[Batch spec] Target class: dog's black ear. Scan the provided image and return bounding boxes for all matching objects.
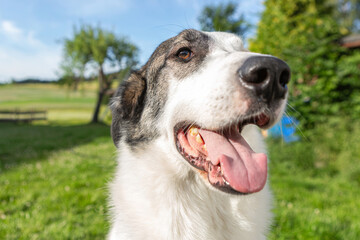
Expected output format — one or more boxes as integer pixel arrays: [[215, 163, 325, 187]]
[[110, 71, 146, 147]]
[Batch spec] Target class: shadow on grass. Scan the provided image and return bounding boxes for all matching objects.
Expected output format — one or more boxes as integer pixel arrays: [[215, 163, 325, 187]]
[[0, 122, 112, 172]]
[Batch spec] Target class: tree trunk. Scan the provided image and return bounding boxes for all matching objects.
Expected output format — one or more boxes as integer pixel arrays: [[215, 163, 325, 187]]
[[91, 66, 107, 123], [73, 76, 80, 91], [91, 90, 105, 123]]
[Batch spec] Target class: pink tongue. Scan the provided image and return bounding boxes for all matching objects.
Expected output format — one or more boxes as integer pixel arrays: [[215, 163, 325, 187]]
[[199, 129, 267, 193]]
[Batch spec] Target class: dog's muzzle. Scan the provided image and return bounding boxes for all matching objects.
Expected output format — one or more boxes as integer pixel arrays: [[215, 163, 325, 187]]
[[238, 56, 291, 103]]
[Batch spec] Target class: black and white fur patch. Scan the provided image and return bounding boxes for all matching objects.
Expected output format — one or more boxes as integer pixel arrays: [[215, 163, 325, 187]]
[[111, 30, 210, 148]]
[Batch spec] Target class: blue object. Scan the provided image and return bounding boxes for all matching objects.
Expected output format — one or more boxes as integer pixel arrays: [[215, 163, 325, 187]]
[[268, 116, 300, 143]]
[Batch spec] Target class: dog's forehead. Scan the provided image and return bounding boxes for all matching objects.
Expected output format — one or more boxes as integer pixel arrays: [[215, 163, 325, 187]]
[[174, 29, 206, 42], [144, 30, 207, 71], [173, 30, 244, 52], [155, 30, 208, 53], [204, 31, 245, 52]]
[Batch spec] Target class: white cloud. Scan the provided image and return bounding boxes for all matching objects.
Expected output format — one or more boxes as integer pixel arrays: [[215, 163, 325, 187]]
[[0, 20, 44, 48], [0, 20, 61, 82], [0, 45, 61, 82], [1, 20, 22, 40]]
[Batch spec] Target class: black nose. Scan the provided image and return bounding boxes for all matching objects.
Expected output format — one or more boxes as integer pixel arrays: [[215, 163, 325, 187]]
[[238, 56, 290, 103]]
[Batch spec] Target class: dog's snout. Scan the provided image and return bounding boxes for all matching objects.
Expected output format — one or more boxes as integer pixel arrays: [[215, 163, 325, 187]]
[[238, 56, 290, 103]]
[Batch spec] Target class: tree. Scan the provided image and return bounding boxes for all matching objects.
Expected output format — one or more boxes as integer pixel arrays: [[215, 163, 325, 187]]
[[250, 0, 360, 133], [198, 2, 250, 37], [60, 25, 92, 90], [61, 24, 139, 123]]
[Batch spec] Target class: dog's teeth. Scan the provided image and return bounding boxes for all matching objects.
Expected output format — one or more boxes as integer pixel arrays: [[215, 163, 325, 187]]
[[195, 134, 204, 144], [222, 177, 229, 185], [189, 126, 199, 136]]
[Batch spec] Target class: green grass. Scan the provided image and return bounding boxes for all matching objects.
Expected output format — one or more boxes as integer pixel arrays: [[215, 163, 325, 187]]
[[0, 83, 359, 239], [267, 121, 360, 239], [0, 122, 115, 239], [0, 83, 115, 239], [0, 83, 99, 123]]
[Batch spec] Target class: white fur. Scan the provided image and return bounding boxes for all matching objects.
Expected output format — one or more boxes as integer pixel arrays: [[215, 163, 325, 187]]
[[108, 31, 287, 240]]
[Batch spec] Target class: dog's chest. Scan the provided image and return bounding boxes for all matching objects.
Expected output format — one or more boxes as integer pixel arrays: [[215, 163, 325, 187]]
[[111, 152, 268, 240]]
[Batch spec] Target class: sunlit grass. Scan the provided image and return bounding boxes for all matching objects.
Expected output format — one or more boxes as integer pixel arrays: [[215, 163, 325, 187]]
[[267, 121, 360, 240], [0, 83, 115, 239], [0, 122, 115, 239], [0, 83, 112, 124]]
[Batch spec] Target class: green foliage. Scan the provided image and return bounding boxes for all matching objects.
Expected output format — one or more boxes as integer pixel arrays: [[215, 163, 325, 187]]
[[111, 38, 139, 68], [250, 0, 360, 134], [88, 26, 112, 66], [336, 50, 360, 119], [60, 25, 93, 90], [198, 2, 250, 37]]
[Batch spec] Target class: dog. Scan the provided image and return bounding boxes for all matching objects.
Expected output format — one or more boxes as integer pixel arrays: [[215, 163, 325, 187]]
[[108, 29, 290, 240]]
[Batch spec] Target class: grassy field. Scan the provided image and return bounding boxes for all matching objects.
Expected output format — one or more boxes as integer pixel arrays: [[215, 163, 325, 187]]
[[268, 123, 360, 239], [0, 83, 359, 239], [0, 83, 104, 123]]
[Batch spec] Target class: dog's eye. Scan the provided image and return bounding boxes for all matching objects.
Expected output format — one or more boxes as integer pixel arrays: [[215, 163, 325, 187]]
[[177, 48, 193, 61]]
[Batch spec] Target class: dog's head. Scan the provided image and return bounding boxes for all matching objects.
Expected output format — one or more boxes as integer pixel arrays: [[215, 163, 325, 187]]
[[111, 29, 290, 195]]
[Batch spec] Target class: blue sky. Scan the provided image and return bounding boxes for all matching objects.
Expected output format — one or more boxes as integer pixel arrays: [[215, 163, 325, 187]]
[[0, 0, 264, 82]]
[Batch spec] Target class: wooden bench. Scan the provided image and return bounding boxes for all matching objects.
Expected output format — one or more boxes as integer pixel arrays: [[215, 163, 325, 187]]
[[0, 110, 47, 123]]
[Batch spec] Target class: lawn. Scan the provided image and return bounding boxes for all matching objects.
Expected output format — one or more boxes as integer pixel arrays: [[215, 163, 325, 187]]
[[0, 122, 115, 239], [0, 83, 359, 239], [267, 124, 360, 239], [0, 83, 101, 123]]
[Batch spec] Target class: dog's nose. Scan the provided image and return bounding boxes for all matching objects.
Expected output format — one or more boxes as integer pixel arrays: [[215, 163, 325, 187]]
[[238, 56, 290, 103]]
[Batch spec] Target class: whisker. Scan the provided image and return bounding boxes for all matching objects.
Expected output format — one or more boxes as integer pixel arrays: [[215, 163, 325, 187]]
[[286, 103, 303, 118], [284, 111, 309, 142], [184, 122, 196, 135], [280, 115, 284, 144]]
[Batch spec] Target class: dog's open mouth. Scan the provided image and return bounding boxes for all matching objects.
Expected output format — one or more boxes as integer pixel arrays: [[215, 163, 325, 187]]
[[175, 113, 270, 194]]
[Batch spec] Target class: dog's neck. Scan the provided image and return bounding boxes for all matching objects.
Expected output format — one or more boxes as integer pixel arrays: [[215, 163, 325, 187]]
[[109, 135, 271, 240]]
